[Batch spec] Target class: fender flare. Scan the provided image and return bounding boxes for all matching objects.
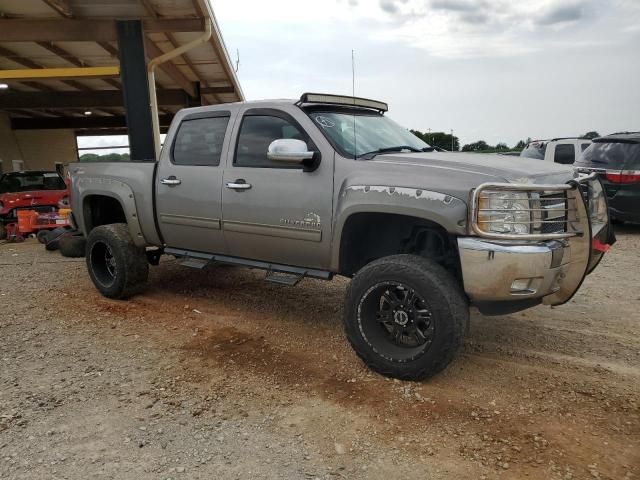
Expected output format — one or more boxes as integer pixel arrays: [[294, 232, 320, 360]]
[[76, 176, 146, 247], [330, 185, 467, 272]]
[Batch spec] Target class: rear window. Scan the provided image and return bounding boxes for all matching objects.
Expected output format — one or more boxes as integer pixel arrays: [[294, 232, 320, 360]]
[[0, 172, 66, 193], [576, 142, 640, 170], [520, 142, 546, 160], [554, 144, 575, 165]]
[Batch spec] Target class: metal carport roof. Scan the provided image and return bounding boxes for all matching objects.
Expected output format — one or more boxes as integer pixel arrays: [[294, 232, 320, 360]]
[[0, 0, 243, 134]]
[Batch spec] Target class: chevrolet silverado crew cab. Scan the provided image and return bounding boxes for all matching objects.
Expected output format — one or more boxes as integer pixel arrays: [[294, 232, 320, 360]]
[[69, 93, 614, 380]]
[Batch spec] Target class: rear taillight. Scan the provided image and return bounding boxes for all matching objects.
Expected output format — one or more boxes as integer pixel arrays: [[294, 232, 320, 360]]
[[605, 170, 640, 184]]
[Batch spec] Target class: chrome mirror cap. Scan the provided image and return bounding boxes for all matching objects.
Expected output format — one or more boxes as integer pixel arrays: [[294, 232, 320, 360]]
[[267, 139, 314, 163]]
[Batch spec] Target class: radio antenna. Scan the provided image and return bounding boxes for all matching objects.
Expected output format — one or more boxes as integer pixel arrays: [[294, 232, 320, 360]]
[[351, 49, 355, 98], [351, 49, 357, 159]]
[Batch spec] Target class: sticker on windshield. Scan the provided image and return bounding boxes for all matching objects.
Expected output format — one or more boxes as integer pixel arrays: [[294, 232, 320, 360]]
[[315, 116, 335, 128]]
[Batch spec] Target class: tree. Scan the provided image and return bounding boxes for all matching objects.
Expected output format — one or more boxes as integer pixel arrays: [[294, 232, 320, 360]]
[[79, 153, 100, 162], [582, 131, 600, 139], [411, 130, 460, 151], [495, 142, 508, 151], [79, 152, 130, 162], [461, 140, 490, 152], [514, 140, 526, 150]]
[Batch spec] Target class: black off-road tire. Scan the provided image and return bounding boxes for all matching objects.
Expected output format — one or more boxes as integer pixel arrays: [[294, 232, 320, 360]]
[[45, 227, 71, 251], [36, 229, 50, 244], [59, 235, 86, 258], [85, 223, 148, 299], [344, 254, 468, 381]]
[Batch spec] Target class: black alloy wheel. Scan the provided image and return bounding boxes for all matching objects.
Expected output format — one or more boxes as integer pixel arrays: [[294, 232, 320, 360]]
[[359, 282, 435, 362]]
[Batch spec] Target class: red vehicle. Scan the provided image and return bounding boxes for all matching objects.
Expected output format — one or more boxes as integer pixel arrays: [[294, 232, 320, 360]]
[[0, 171, 69, 239]]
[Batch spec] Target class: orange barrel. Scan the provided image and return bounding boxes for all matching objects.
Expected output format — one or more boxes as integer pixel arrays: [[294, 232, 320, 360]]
[[17, 210, 37, 233]]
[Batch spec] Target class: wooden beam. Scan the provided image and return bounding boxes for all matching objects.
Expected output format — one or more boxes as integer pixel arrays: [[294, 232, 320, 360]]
[[41, 0, 73, 18], [75, 126, 170, 136], [11, 114, 174, 130], [201, 86, 234, 94], [140, 0, 208, 105], [0, 18, 205, 42], [36, 41, 84, 67], [0, 45, 42, 70], [144, 39, 197, 98], [3, 108, 64, 118], [98, 42, 119, 59], [0, 89, 190, 109], [0, 66, 120, 81], [37, 41, 121, 90], [0, 45, 88, 115]]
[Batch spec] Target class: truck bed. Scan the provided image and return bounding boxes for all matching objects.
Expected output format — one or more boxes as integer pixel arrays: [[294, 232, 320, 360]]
[[69, 161, 161, 246]]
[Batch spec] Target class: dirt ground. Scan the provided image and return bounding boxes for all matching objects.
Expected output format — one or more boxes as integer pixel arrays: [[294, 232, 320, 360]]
[[1, 225, 638, 480]]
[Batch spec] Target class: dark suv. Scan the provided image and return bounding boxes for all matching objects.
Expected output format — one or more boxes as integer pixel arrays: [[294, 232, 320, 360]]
[[575, 132, 640, 224]]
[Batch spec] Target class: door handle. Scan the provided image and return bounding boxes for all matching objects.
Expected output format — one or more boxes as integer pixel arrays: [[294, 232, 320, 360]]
[[226, 180, 252, 190], [160, 176, 181, 186]]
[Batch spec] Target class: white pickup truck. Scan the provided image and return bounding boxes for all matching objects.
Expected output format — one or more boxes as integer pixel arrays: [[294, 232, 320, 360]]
[[520, 138, 592, 165]]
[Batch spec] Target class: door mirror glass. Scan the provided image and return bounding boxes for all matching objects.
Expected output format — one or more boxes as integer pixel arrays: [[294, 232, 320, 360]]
[[267, 139, 314, 164]]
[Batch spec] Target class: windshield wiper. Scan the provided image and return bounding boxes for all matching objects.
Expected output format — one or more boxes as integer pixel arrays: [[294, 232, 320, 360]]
[[357, 145, 425, 160]]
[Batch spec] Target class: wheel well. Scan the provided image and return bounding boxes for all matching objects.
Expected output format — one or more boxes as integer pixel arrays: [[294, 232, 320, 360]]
[[339, 213, 461, 278], [83, 195, 127, 232]]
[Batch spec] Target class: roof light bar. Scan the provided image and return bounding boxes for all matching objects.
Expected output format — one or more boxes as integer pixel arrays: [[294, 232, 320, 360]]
[[299, 92, 388, 112]]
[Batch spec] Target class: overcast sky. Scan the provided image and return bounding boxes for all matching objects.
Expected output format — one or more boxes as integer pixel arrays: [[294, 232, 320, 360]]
[[212, 0, 640, 148]]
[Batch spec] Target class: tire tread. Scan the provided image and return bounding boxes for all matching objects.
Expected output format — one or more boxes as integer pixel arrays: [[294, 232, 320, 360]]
[[344, 254, 468, 380], [85, 223, 148, 299]]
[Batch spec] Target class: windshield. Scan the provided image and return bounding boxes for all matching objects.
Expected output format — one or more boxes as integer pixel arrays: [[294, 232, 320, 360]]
[[520, 142, 547, 160], [307, 111, 429, 158], [0, 172, 66, 194]]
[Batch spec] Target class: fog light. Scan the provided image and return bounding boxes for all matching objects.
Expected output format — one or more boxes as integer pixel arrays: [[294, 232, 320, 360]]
[[510, 278, 542, 295]]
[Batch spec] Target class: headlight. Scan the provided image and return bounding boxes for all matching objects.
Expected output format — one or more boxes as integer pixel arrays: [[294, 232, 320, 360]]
[[587, 180, 608, 226], [477, 191, 531, 235], [58, 196, 69, 208]]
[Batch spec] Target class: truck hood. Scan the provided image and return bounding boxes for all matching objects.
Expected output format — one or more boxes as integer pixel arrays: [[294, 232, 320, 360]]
[[371, 152, 575, 184], [344, 152, 576, 205]]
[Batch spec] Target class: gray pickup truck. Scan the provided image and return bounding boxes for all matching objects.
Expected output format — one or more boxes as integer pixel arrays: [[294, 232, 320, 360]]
[[69, 93, 614, 380]]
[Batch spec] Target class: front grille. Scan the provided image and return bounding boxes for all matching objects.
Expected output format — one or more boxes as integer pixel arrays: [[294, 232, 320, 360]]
[[8, 205, 57, 219], [536, 192, 568, 235], [16, 205, 57, 214]]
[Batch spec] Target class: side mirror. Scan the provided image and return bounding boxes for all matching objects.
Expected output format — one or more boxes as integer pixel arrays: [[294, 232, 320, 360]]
[[267, 139, 314, 164]]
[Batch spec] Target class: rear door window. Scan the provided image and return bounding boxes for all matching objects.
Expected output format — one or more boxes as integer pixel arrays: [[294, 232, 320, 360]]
[[172, 115, 230, 166], [554, 144, 575, 164], [578, 142, 640, 170]]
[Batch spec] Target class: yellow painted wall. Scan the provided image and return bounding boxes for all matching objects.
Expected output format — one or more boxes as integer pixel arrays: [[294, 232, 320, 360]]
[[0, 113, 77, 174]]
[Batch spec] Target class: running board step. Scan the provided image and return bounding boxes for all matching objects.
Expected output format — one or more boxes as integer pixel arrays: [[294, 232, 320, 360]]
[[176, 257, 209, 269], [164, 247, 333, 281], [265, 270, 304, 286]]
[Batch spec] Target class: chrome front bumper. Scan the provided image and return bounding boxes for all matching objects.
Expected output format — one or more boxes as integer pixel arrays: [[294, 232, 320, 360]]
[[459, 174, 612, 307], [457, 237, 572, 302]]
